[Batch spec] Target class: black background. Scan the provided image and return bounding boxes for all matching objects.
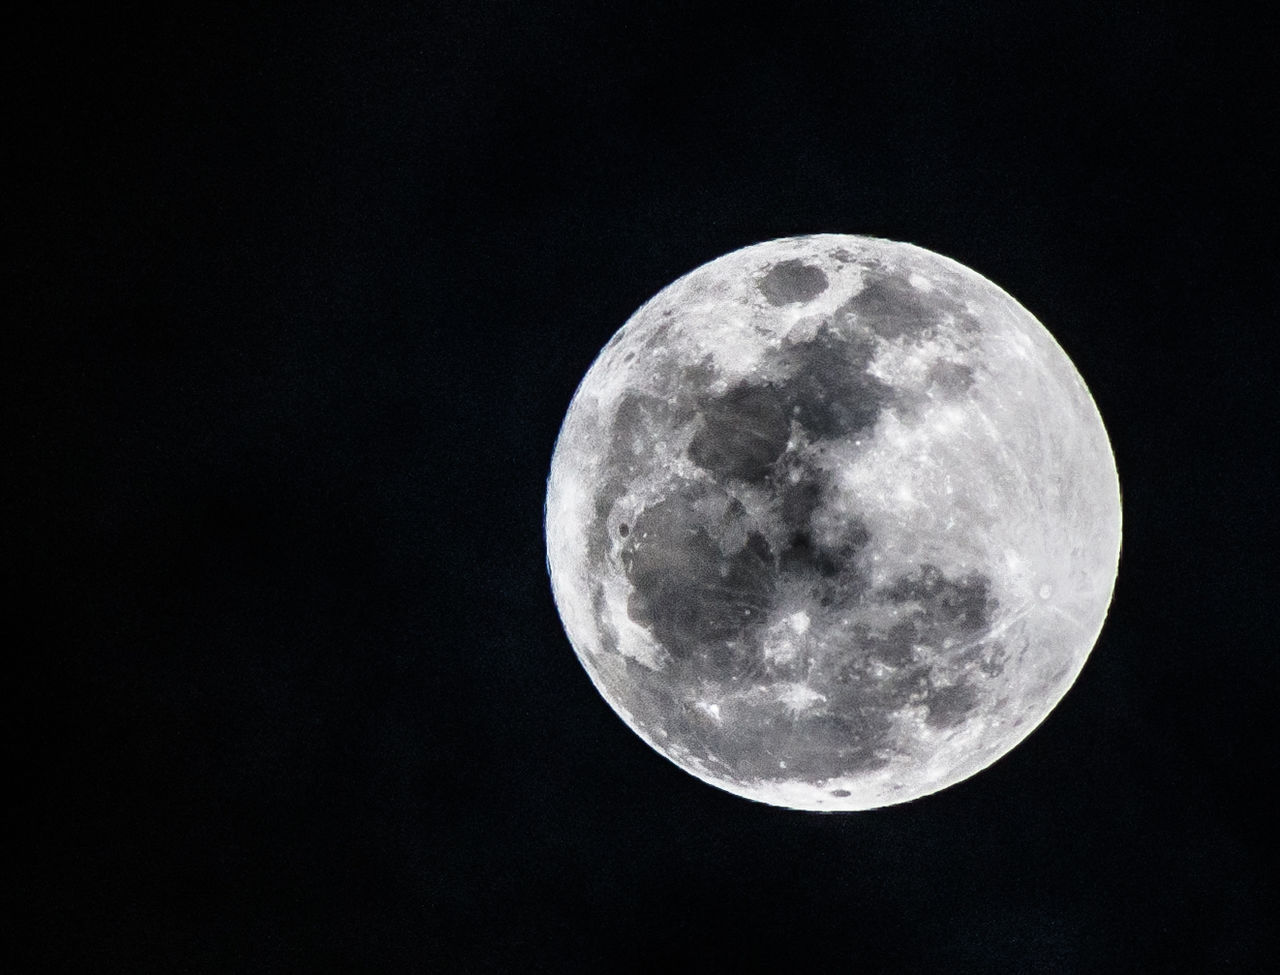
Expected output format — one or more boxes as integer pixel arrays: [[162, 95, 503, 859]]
[[13, 2, 1275, 970]]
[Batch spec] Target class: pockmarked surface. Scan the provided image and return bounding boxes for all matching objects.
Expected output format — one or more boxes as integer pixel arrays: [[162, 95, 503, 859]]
[[546, 235, 1121, 810]]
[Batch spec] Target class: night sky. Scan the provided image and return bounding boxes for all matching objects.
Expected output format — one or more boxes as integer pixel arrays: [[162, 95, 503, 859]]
[[14, 2, 1275, 970]]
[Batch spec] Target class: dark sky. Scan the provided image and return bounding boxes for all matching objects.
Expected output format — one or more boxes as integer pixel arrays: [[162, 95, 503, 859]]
[[14, 2, 1275, 970]]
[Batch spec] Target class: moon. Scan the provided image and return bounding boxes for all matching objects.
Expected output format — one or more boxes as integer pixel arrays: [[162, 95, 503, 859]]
[[545, 234, 1121, 811]]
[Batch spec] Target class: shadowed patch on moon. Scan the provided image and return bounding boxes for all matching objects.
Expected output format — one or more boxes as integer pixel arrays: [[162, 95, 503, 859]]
[[687, 383, 791, 483], [774, 468, 872, 605], [846, 271, 952, 340], [758, 259, 828, 305], [778, 326, 890, 440], [927, 682, 980, 728], [622, 489, 774, 679], [868, 620, 918, 667], [778, 531, 838, 578], [781, 526, 872, 608], [779, 475, 824, 531], [884, 563, 995, 636]]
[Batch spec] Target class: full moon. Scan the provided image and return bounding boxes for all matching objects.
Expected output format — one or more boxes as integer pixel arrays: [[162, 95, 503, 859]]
[[545, 234, 1121, 811]]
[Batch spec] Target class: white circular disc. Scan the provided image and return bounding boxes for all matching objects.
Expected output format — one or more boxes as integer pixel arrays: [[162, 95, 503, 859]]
[[546, 234, 1122, 811]]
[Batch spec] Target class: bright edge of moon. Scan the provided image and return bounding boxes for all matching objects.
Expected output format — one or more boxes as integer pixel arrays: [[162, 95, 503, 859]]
[[545, 234, 1122, 812]]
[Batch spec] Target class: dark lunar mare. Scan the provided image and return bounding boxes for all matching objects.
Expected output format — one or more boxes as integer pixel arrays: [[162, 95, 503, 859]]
[[686, 383, 791, 484], [684, 322, 892, 488], [777, 325, 891, 440], [621, 488, 775, 681], [873, 563, 998, 729], [776, 471, 873, 608], [757, 259, 829, 306], [882, 563, 994, 636], [842, 269, 967, 341]]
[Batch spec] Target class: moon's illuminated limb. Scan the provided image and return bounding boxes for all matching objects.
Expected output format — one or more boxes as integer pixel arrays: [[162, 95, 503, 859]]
[[546, 235, 1121, 811]]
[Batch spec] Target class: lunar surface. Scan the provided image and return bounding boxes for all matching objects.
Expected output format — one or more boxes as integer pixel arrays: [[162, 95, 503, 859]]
[[545, 234, 1121, 811]]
